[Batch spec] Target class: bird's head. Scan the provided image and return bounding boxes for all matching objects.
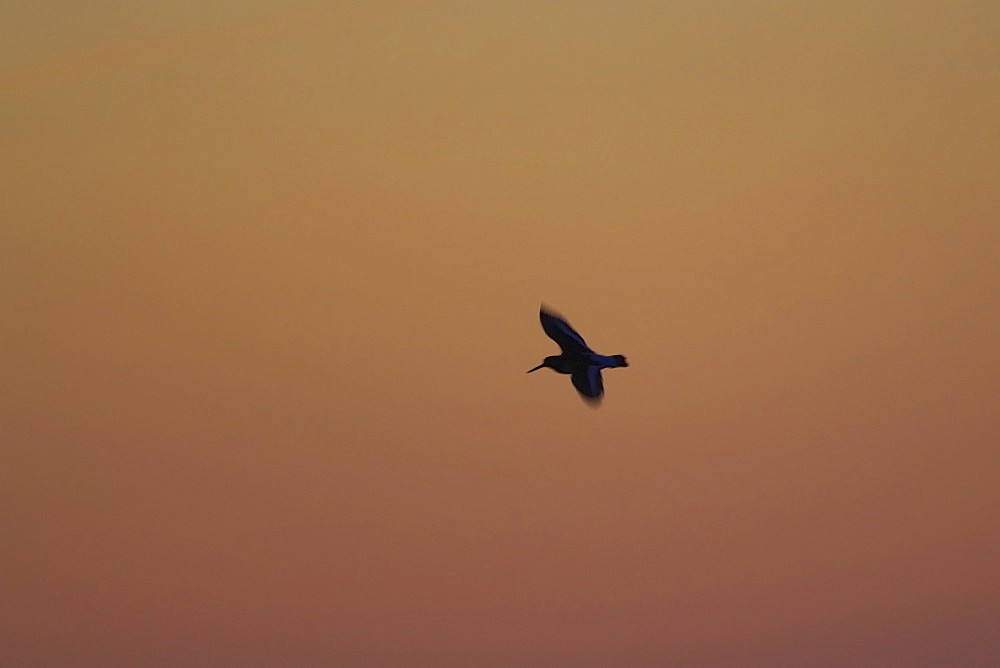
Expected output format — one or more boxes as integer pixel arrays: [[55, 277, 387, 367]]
[[614, 355, 629, 367], [527, 356, 558, 373]]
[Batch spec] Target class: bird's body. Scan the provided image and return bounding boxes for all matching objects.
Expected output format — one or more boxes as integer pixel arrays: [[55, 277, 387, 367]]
[[528, 306, 629, 404]]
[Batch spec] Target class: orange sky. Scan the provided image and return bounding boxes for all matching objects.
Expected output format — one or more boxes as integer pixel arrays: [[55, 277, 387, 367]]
[[3, 2, 999, 665]]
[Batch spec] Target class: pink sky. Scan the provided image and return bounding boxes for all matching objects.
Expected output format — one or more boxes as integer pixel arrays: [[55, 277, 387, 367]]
[[3, 2, 999, 665]]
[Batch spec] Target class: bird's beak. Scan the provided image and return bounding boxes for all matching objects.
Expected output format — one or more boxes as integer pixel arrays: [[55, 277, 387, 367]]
[[526, 363, 545, 373]]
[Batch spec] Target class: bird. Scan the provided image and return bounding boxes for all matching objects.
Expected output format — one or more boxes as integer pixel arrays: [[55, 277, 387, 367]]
[[528, 305, 629, 404]]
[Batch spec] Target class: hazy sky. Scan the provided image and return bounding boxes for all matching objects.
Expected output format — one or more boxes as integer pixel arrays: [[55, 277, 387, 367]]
[[3, 2, 999, 665]]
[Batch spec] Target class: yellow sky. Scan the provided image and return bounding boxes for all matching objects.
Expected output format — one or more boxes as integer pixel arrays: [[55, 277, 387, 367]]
[[3, 2, 999, 665]]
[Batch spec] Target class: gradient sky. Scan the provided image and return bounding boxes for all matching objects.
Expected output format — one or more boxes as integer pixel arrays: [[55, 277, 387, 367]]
[[3, 2, 999, 665]]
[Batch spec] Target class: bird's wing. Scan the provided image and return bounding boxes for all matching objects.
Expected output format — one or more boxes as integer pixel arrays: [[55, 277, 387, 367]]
[[540, 307, 592, 354], [571, 366, 604, 403]]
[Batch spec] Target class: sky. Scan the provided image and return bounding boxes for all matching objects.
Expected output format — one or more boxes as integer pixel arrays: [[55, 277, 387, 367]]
[[2, 1, 999, 665]]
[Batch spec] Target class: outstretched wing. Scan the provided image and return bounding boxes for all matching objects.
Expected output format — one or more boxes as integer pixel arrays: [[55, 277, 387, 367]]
[[571, 366, 604, 403], [540, 306, 592, 354]]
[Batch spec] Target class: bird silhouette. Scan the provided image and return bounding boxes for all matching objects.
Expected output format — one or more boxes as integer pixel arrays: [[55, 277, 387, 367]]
[[528, 305, 629, 404]]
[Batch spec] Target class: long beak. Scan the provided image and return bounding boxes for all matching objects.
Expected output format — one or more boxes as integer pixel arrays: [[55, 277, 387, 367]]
[[526, 363, 545, 373]]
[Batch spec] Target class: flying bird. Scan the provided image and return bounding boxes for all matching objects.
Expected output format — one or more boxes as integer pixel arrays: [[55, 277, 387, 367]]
[[528, 305, 629, 404]]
